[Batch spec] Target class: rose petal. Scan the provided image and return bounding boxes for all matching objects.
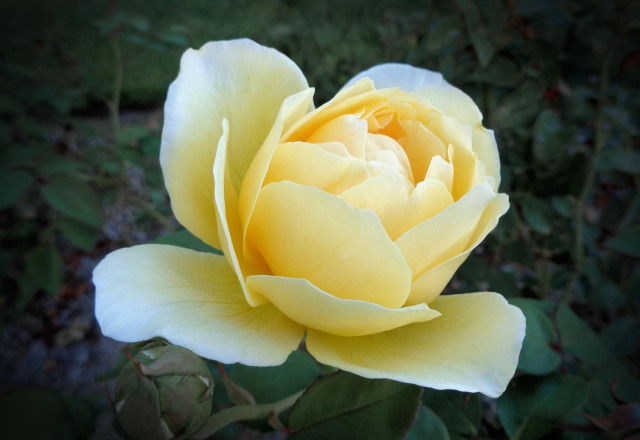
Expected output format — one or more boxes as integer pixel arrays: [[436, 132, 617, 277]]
[[93, 244, 304, 365], [425, 155, 453, 193], [246, 181, 412, 308], [395, 184, 496, 280], [413, 85, 483, 126], [306, 114, 368, 159], [473, 126, 501, 191], [406, 193, 510, 305], [263, 141, 373, 194], [213, 119, 263, 307], [306, 292, 525, 397], [237, 89, 315, 267], [343, 63, 448, 91], [400, 119, 447, 183], [246, 275, 440, 336], [340, 170, 453, 240], [161, 39, 309, 248]]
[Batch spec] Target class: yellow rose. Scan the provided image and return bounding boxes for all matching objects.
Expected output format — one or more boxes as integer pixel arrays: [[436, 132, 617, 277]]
[[94, 39, 525, 397]]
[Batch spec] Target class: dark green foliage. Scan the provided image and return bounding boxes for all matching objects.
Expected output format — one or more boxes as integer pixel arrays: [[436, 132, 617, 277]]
[[0, 0, 638, 439], [288, 372, 422, 440]]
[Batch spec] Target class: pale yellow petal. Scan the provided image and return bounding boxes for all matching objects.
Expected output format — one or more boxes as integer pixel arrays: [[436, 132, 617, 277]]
[[425, 155, 453, 193], [161, 39, 309, 248], [213, 119, 269, 307], [342, 63, 448, 91], [306, 292, 525, 397], [400, 119, 447, 183], [413, 85, 483, 126], [306, 114, 368, 159], [246, 181, 412, 308], [263, 141, 372, 194], [339, 171, 453, 240], [284, 82, 394, 143], [473, 127, 501, 191], [395, 184, 496, 280], [93, 244, 304, 365], [449, 141, 479, 201], [237, 90, 315, 265], [406, 193, 510, 305], [246, 275, 440, 337]]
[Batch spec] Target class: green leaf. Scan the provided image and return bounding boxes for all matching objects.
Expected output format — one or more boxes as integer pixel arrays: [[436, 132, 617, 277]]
[[595, 149, 640, 174], [25, 244, 63, 297], [40, 174, 102, 227], [288, 372, 422, 440], [150, 229, 221, 254], [406, 406, 450, 440], [498, 375, 589, 440], [141, 134, 161, 157], [59, 216, 100, 250], [0, 389, 77, 440], [557, 304, 611, 365], [0, 169, 33, 209], [422, 390, 482, 438], [495, 82, 543, 130], [509, 299, 561, 375], [475, 56, 520, 87], [521, 197, 553, 234], [228, 350, 320, 404], [38, 157, 84, 175], [533, 110, 567, 161], [603, 224, 640, 257], [117, 124, 151, 144], [470, 32, 496, 67], [550, 196, 574, 217], [118, 145, 145, 167], [600, 316, 640, 358], [427, 17, 464, 51]]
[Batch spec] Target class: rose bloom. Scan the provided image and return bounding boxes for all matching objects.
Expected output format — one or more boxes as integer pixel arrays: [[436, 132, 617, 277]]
[[94, 39, 525, 397]]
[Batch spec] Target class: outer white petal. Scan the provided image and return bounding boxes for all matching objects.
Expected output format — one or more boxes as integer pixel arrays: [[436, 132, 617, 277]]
[[160, 39, 310, 248], [93, 244, 304, 365], [343, 63, 448, 91]]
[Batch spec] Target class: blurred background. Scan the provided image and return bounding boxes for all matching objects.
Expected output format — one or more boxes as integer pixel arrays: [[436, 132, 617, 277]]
[[0, 0, 638, 439]]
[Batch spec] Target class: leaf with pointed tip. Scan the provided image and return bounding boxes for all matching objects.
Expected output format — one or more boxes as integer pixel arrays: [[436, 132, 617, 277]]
[[289, 372, 422, 440]]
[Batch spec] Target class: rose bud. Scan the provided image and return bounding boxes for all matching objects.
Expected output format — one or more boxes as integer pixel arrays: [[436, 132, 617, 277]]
[[114, 340, 214, 440]]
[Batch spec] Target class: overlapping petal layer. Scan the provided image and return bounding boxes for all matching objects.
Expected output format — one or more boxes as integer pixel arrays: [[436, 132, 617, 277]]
[[246, 275, 439, 336], [246, 181, 412, 308], [161, 39, 310, 248], [93, 244, 304, 365], [306, 292, 525, 397]]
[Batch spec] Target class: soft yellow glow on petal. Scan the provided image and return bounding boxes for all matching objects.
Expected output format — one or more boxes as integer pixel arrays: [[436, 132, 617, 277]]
[[339, 171, 453, 240], [93, 244, 304, 365], [247, 181, 412, 308], [238, 90, 315, 266], [406, 193, 510, 305], [306, 114, 368, 159], [213, 119, 269, 307], [425, 155, 453, 193], [396, 184, 495, 280], [264, 141, 373, 194], [413, 85, 483, 126], [246, 275, 440, 336], [306, 292, 525, 397], [161, 39, 309, 248], [473, 127, 501, 191], [400, 119, 447, 183]]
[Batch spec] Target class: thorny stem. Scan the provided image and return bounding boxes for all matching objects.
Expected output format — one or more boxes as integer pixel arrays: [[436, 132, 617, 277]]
[[563, 33, 617, 302], [192, 390, 304, 439]]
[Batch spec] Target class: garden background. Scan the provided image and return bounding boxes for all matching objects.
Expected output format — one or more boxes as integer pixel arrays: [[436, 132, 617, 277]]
[[0, 0, 638, 439]]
